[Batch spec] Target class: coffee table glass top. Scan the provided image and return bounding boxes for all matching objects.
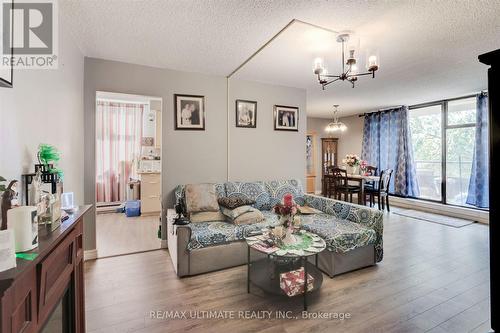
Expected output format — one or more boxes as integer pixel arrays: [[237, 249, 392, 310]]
[[245, 230, 326, 257]]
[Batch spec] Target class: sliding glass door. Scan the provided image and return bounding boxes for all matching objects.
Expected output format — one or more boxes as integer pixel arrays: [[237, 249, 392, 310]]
[[408, 104, 442, 201], [408, 97, 477, 207]]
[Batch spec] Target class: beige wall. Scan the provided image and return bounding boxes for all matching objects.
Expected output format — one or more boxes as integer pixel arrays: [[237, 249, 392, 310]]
[[306, 115, 364, 193], [228, 79, 306, 183], [0, 22, 84, 209], [84, 58, 307, 251]]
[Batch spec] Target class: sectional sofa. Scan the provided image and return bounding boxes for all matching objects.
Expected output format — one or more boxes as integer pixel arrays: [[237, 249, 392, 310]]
[[167, 179, 383, 278]]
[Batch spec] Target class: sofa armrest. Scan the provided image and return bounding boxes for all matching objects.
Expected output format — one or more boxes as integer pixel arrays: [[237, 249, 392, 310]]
[[304, 194, 384, 262], [167, 209, 191, 276]]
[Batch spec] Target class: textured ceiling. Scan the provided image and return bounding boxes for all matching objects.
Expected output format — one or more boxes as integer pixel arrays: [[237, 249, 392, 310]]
[[61, 0, 500, 117]]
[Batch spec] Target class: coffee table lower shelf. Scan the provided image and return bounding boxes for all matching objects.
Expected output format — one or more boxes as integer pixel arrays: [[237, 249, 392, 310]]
[[247, 257, 324, 311]]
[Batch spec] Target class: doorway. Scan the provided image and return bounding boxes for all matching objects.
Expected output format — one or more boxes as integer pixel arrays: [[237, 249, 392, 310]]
[[95, 91, 162, 258]]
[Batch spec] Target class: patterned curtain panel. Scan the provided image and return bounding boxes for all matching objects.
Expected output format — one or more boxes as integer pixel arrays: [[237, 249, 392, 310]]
[[96, 101, 144, 203], [361, 106, 420, 197], [466, 93, 489, 208]]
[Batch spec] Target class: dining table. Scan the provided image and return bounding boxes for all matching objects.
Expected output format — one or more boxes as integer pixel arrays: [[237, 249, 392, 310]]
[[322, 173, 380, 205]]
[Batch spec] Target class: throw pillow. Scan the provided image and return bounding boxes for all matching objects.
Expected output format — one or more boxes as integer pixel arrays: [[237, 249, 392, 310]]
[[190, 211, 226, 223], [232, 210, 265, 225], [221, 205, 255, 220], [218, 197, 256, 209], [185, 183, 220, 213]]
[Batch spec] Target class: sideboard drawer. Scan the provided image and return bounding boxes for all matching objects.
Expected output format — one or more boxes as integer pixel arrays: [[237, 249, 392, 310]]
[[37, 229, 76, 325]]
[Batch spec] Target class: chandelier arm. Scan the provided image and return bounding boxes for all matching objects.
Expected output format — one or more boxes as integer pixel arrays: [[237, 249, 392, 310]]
[[349, 71, 374, 77], [322, 77, 342, 87], [319, 74, 341, 78]]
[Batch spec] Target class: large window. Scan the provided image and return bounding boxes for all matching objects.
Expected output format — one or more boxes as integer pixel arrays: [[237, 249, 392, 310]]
[[408, 97, 477, 207]]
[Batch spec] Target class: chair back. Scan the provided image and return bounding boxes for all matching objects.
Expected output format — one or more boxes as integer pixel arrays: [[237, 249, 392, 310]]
[[379, 169, 393, 194], [365, 165, 378, 176], [331, 167, 348, 187]]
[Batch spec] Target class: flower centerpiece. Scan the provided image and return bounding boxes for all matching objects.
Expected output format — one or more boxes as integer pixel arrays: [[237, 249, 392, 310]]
[[342, 154, 361, 175], [273, 193, 299, 245]]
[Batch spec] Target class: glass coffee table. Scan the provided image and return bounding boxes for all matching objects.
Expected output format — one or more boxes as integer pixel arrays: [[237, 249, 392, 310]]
[[245, 230, 326, 310]]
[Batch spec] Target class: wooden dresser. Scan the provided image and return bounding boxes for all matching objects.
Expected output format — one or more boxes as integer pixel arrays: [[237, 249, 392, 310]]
[[139, 172, 161, 216], [0, 205, 91, 333]]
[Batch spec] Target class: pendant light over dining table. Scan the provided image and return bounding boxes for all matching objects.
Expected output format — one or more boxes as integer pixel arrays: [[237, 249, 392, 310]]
[[325, 104, 347, 133]]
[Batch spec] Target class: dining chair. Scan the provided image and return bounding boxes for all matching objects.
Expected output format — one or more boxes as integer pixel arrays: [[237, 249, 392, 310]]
[[365, 169, 393, 211], [329, 167, 361, 203], [364, 165, 378, 190]]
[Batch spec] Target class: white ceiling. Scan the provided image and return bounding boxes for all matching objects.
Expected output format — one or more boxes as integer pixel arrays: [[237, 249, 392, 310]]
[[60, 0, 500, 118]]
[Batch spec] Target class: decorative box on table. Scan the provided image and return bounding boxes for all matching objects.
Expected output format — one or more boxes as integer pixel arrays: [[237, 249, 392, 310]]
[[279, 267, 314, 297]]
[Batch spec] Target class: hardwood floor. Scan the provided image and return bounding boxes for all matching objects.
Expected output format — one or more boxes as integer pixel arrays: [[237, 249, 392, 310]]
[[85, 210, 490, 333], [96, 212, 161, 258]]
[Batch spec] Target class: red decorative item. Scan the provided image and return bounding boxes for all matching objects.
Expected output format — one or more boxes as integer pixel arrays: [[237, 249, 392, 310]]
[[280, 267, 314, 297]]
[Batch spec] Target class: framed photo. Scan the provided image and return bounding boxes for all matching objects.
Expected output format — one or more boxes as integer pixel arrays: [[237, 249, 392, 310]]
[[174, 94, 205, 130], [235, 100, 257, 128], [274, 105, 299, 131]]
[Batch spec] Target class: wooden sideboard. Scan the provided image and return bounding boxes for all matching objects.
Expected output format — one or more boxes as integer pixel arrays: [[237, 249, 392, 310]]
[[0, 205, 91, 333]]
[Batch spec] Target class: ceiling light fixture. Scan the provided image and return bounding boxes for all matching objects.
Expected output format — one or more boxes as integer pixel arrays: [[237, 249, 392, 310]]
[[313, 33, 379, 90], [325, 104, 347, 133]]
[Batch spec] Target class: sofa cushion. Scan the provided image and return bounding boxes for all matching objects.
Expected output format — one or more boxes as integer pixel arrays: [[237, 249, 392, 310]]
[[264, 179, 305, 206], [221, 205, 255, 220], [190, 211, 226, 223], [232, 209, 265, 225], [185, 183, 220, 213], [218, 197, 256, 209], [187, 211, 280, 250], [174, 183, 226, 214], [301, 213, 376, 253], [224, 181, 271, 210]]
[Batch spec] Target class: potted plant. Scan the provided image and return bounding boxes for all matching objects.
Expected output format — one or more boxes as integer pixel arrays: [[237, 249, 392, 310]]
[[37, 144, 63, 179]]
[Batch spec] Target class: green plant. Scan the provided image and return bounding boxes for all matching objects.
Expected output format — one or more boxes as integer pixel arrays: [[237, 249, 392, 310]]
[[37, 144, 63, 179], [0, 176, 6, 192]]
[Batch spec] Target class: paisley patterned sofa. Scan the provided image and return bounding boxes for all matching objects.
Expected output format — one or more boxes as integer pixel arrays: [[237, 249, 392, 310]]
[[167, 179, 383, 277]]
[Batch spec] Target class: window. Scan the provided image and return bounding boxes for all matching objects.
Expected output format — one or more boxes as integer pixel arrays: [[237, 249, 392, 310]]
[[408, 105, 442, 201], [409, 96, 477, 208]]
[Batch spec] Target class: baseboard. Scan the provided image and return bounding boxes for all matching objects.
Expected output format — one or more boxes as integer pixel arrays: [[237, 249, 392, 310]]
[[84, 249, 98, 261], [389, 196, 489, 224]]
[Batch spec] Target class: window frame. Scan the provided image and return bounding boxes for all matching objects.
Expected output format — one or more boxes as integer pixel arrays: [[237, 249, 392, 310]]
[[408, 94, 485, 210]]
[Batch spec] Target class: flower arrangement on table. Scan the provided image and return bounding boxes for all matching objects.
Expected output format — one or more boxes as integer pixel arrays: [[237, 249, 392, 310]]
[[342, 154, 361, 167], [273, 193, 301, 245], [359, 159, 369, 175]]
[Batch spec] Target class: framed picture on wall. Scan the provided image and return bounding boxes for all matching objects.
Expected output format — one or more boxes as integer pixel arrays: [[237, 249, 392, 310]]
[[235, 100, 257, 128], [274, 105, 299, 131], [174, 94, 205, 130]]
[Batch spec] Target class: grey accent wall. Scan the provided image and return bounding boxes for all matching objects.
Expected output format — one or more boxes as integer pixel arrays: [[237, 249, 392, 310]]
[[228, 79, 307, 183], [84, 58, 307, 251], [307, 115, 364, 193]]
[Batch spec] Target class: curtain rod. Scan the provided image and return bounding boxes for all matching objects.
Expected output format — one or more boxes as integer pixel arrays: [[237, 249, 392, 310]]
[[358, 106, 404, 117], [358, 90, 489, 117]]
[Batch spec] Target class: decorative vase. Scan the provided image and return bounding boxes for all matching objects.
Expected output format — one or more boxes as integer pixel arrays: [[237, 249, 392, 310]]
[[282, 227, 296, 245], [346, 165, 358, 175]]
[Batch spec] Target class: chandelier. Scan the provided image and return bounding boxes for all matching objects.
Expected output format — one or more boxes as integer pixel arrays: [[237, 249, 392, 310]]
[[313, 33, 379, 90], [325, 105, 347, 133]]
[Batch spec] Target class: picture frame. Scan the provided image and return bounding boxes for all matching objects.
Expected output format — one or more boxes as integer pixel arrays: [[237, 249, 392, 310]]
[[174, 94, 205, 130], [274, 105, 299, 131], [235, 100, 257, 128]]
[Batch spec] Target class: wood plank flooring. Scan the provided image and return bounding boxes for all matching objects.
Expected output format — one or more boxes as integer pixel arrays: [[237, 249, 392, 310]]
[[85, 210, 491, 333], [96, 212, 161, 258]]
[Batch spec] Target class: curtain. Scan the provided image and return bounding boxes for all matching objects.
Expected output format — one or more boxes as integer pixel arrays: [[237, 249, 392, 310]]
[[361, 106, 420, 197], [96, 101, 144, 203], [466, 93, 489, 208]]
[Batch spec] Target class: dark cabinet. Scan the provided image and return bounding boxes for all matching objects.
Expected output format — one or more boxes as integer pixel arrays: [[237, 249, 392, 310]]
[[0, 206, 91, 333]]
